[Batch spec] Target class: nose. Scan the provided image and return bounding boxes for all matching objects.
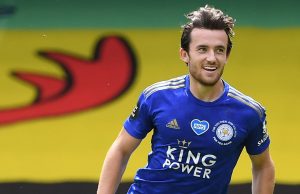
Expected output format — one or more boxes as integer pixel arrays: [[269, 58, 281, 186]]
[[206, 50, 216, 63]]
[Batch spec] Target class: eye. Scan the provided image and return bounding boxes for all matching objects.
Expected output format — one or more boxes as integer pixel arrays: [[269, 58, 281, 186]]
[[197, 47, 207, 53], [216, 48, 225, 54]]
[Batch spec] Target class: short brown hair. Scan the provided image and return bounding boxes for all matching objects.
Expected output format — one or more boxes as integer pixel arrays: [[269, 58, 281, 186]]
[[181, 5, 235, 56]]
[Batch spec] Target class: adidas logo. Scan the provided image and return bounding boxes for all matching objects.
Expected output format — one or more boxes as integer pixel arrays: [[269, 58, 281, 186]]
[[166, 119, 180, 129]]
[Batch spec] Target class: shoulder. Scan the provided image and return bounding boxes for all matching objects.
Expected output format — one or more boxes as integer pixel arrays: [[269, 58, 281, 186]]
[[143, 75, 187, 99], [227, 85, 266, 120]]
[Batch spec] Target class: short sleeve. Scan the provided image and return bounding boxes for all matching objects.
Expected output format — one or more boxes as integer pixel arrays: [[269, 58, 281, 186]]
[[245, 111, 270, 155], [124, 92, 153, 139]]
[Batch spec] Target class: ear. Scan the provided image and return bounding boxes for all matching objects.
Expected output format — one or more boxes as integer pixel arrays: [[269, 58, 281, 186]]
[[179, 48, 189, 63]]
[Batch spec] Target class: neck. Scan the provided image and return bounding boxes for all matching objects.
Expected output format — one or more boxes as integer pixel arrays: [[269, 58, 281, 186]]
[[189, 77, 224, 102]]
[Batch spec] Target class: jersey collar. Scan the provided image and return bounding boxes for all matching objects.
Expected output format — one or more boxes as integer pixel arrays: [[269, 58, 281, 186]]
[[185, 75, 229, 106]]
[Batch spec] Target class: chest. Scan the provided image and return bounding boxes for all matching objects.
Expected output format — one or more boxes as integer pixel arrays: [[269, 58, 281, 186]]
[[151, 102, 249, 155]]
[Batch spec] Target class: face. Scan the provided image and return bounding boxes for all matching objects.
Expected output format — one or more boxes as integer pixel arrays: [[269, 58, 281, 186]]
[[180, 28, 229, 87]]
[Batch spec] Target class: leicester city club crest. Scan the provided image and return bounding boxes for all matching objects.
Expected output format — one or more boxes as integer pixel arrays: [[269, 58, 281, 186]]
[[212, 121, 236, 146]]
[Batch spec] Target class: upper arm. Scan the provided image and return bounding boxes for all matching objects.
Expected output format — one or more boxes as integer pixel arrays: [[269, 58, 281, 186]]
[[111, 127, 142, 157], [123, 93, 154, 139], [245, 112, 270, 155], [249, 148, 274, 170]]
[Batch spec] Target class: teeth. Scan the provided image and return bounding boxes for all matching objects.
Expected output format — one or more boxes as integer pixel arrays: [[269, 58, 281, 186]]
[[203, 66, 217, 71]]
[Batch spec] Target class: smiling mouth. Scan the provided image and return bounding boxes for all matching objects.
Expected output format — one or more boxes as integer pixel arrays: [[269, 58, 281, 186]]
[[203, 66, 217, 71]]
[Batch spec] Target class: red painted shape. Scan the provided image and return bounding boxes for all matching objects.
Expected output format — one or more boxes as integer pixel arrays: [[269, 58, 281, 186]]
[[13, 72, 66, 102], [0, 36, 136, 125]]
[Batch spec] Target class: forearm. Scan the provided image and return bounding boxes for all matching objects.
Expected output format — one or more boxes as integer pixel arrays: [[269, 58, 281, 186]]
[[97, 145, 130, 194], [252, 160, 275, 194]]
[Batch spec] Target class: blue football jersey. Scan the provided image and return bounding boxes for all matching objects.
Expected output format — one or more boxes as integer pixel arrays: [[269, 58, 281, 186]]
[[124, 75, 270, 194]]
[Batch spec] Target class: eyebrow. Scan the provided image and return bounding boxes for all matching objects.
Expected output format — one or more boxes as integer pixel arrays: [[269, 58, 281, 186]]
[[195, 45, 226, 49], [215, 45, 226, 49], [196, 45, 207, 48]]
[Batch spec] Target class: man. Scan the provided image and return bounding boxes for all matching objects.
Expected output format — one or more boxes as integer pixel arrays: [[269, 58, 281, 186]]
[[97, 5, 275, 194]]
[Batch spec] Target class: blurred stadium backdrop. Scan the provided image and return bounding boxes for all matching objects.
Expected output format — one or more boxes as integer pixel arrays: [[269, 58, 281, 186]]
[[0, 0, 299, 193]]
